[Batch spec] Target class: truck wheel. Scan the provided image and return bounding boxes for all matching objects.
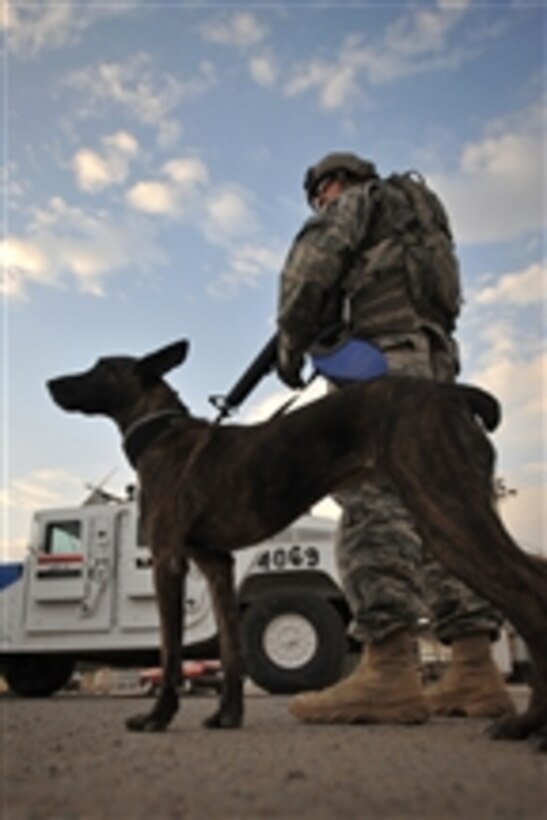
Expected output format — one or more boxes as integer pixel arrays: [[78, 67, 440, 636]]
[[241, 591, 347, 694], [6, 655, 75, 697]]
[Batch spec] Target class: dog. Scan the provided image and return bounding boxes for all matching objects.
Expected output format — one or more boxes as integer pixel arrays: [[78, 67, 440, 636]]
[[47, 340, 547, 748]]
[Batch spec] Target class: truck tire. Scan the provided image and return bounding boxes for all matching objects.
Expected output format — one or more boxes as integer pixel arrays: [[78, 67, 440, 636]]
[[5, 655, 75, 697], [241, 591, 347, 694]]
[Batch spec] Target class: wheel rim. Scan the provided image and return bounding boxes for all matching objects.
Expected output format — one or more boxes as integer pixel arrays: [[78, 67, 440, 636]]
[[262, 613, 318, 669]]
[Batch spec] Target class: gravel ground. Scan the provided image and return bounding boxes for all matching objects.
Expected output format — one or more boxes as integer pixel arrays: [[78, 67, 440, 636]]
[[1, 687, 546, 820]]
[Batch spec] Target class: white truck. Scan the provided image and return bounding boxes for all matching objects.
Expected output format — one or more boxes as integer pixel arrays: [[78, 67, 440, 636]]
[[0, 492, 352, 697], [1, 492, 529, 698]]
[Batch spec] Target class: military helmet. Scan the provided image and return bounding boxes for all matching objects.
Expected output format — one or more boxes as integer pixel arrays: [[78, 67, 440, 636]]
[[304, 151, 378, 204]]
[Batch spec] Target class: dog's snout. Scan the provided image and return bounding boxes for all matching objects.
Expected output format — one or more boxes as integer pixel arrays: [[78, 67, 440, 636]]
[[47, 376, 81, 410], [47, 360, 131, 416]]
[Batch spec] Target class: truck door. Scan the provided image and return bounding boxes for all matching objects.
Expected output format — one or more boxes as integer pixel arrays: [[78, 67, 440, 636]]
[[24, 509, 115, 633]]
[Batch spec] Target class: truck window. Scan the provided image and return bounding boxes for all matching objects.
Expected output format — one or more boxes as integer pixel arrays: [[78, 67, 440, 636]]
[[44, 521, 82, 556]]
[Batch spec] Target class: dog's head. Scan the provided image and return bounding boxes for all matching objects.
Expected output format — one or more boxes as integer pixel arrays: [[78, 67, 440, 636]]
[[47, 340, 189, 418]]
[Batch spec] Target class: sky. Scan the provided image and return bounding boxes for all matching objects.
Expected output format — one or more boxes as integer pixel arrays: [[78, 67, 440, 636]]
[[0, 0, 545, 560]]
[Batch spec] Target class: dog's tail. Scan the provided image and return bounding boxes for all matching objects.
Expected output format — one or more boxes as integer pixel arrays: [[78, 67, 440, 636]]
[[457, 384, 501, 432]]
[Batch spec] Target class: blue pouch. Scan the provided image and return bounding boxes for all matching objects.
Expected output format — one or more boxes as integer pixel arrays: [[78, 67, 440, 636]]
[[311, 337, 387, 384]]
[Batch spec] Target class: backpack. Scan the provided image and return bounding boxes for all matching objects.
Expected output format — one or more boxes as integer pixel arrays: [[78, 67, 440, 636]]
[[380, 171, 462, 331]]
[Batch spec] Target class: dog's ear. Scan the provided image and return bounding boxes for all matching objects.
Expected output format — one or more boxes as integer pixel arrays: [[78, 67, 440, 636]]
[[137, 340, 189, 380]]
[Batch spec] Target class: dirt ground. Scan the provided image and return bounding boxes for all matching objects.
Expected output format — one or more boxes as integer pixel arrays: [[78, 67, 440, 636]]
[[2, 687, 546, 820]]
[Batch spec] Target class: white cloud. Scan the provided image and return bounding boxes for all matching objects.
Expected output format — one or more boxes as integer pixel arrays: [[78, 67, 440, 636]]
[[285, 59, 355, 110], [1, 197, 165, 299], [126, 154, 262, 260], [203, 186, 258, 242], [321, 65, 360, 110], [459, 261, 545, 551], [474, 263, 545, 308], [283, 2, 476, 110], [125, 155, 260, 249], [156, 119, 183, 150], [1, 470, 81, 513], [471, 348, 544, 422], [464, 260, 544, 393], [65, 53, 180, 122], [285, 58, 361, 110], [107, 131, 138, 154], [208, 243, 284, 298], [0, 162, 28, 214], [0, 236, 52, 297], [249, 52, 278, 88], [200, 11, 267, 48], [125, 181, 180, 216], [462, 132, 535, 178], [382, 1, 470, 62], [2, 0, 140, 58], [163, 157, 209, 188], [428, 104, 545, 244], [63, 53, 214, 145], [126, 156, 210, 217], [72, 131, 139, 193]]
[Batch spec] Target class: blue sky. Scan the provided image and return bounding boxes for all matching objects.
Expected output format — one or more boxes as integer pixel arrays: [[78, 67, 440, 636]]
[[1, 0, 545, 559]]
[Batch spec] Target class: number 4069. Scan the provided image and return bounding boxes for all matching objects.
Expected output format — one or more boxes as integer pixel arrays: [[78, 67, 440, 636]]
[[256, 545, 320, 571]]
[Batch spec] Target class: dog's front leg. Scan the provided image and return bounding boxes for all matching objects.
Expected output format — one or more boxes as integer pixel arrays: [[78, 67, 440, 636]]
[[194, 552, 244, 729], [126, 553, 186, 732]]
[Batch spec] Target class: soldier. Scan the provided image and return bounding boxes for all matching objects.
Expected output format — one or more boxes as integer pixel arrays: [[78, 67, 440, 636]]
[[276, 151, 514, 724]]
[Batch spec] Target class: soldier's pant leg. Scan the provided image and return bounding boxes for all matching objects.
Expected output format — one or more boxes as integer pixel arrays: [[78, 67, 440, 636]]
[[335, 329, 504, 645], [335, 476, 425, 644], [421, 553, 504, 643]]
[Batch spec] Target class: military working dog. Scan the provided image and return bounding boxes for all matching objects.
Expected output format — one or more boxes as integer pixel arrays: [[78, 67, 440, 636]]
[[48, 340, 547, 748]]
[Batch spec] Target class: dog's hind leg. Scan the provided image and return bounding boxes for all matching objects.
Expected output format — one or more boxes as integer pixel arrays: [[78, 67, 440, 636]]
[[429, 510, 547, 746], [489, 649, 547, 749], [126, 554, 186, 732], [193, 552, 244, 729], [390, 421, 547, 747]]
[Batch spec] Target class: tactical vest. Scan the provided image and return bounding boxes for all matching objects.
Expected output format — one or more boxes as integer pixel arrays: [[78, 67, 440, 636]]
[[345, 173, 462, 338]]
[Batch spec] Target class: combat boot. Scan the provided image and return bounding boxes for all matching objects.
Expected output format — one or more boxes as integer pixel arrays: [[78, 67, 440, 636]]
[[289, 629, 429, 724], [425, 632, 516, 718]]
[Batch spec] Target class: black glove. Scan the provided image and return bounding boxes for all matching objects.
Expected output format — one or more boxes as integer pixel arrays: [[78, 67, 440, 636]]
[[276, 335, 305, 389]]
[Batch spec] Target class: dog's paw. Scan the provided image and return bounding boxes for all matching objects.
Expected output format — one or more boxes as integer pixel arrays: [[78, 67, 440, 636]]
[[488, 708, 547, 745], [532, 725, 547, 753], [203, 708, 243, 730], [125, 687, 179, 732], [126, 711, 172, 732]]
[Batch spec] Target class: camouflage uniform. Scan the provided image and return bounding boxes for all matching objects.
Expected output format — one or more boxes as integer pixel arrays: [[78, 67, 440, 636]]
[[278, 181, 503, 646]]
